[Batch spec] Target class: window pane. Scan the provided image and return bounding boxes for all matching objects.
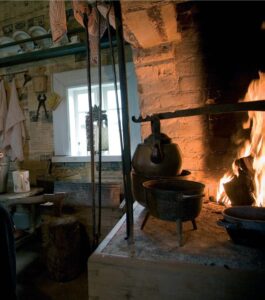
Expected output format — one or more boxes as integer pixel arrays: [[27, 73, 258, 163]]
[[77, 93, 89, 112], [77, 112, 87, 156], [107, 90, 121, 110], [68, 83, 122, 156]]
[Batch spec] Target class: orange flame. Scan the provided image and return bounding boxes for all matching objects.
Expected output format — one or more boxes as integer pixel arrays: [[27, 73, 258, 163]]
[[216, 171, 234, 205], [217, 72, 265, 207]]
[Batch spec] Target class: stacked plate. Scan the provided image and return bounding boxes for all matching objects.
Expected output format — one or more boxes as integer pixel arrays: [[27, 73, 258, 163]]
[[28, 26, 52, 49], [0, 25, 67, 58], [0, 36, 21, 57], [12, 30, 34, 52]]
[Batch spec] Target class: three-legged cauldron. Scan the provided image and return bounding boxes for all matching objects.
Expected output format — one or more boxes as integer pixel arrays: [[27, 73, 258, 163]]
[[142, 179, 205, 246]]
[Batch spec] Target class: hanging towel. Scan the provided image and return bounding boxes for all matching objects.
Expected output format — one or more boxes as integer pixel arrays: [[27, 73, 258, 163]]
[[49, 0, 68, 43], [93, 3, 138, 48], [72, 0, 107, 64], [0, 80, 7, 148], [3, 79, 26, 161], [72, 1, 94, 34]]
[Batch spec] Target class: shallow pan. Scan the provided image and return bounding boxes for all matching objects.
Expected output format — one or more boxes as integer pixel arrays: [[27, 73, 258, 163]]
[[218, 206, 265, 248]]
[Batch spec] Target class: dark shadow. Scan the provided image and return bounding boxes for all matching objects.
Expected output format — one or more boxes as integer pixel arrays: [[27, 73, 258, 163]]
[[179, 2, 265, 173]]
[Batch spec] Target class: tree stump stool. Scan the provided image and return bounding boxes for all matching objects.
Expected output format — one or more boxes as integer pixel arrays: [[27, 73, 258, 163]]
[[41, 215, 83, 282]]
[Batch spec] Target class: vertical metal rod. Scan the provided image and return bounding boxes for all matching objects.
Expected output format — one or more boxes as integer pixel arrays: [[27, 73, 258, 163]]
[[106, 3, 125, 158], [106, 4, 127, 199], [83, 12, 97, 249], [97, 7, 102, 240], [113, 1, 134, 241]]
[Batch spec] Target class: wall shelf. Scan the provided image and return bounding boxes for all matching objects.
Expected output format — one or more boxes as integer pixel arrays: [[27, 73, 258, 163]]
[[0, 42, 86, 68], [0, 27, 117, 69]]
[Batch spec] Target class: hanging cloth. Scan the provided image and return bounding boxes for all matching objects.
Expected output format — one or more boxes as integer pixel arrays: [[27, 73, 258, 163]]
[[50, 0, 137, 52], [72, 0, 107, 64], [72, 0, 97, 35], [49, 0, 68, 44], [3, 79, 26, 161], [97, 3, 139, 48], [0, 80, 7, 148]]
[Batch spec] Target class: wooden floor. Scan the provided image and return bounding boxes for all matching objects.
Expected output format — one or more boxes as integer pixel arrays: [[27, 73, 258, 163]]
[[16, 234, 88, 300]]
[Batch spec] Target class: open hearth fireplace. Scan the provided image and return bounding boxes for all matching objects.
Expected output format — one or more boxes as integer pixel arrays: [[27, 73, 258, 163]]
[[131, 73, 265, 247], [128, 2, 265, 248], [87, 3, 265, 298], [131, 85, 265, 248], [86, 3, 265, 299]]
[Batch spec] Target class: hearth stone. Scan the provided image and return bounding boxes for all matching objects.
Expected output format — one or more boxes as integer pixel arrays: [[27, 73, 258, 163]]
[[88, 202, 265, 299]]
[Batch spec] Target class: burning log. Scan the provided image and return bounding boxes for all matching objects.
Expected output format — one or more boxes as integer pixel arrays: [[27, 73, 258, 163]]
[[224, 156, 255, 206], [235, 156, 254, 177]]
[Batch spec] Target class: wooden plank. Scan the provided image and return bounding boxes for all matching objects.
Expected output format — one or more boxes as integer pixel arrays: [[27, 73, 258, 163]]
[[88, 254, 265, 300], [0, 187, 44, 204]]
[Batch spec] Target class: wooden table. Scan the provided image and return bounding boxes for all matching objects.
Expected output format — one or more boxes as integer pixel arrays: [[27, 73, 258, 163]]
[[0, 188, 45, 246], [0, 187, 44, 207]]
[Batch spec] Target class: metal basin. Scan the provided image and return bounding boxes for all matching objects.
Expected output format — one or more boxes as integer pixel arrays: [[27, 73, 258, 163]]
[[218, 206, 265, 248]]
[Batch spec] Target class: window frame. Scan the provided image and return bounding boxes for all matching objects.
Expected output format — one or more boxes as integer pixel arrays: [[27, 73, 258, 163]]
[[52, 62, 141, 163]]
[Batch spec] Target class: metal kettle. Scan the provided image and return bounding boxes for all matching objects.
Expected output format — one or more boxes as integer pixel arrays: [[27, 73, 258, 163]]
[[132, 116, 182, 177]]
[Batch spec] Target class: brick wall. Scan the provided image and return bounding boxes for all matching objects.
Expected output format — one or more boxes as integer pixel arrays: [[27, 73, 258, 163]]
[[125, 1, 214, 195]]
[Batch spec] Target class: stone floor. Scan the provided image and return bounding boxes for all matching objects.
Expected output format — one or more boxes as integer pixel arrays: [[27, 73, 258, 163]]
[[87, 202, 265, 299], [16, 234, 88, 300], [98, 202, 265, 270]]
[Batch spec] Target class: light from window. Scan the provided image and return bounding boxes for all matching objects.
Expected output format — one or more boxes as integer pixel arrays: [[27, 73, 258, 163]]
[[67, 83, 121, 156]]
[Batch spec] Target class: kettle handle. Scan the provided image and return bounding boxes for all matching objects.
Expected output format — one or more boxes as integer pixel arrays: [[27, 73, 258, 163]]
[[150, 116, 164, 164]]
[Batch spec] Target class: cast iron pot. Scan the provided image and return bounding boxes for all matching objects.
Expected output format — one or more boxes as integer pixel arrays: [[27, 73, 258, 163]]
[[132, 170, 191, 207], [217, 206, 265, 248], [142, 179, 205, 222]]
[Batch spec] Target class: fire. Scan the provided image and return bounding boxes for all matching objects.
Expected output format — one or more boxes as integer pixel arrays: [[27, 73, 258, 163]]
[[216, 171, 234, 205], [217, 72, 265, 207]]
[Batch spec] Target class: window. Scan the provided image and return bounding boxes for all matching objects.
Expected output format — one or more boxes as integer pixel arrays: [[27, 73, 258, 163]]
[[52, 63, 141, 162], [68, 83, 122, 156]]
